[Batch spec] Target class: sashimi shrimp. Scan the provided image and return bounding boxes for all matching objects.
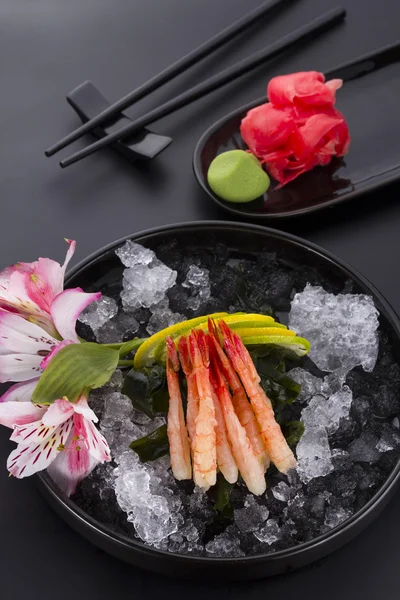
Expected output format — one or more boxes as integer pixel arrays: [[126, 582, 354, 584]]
[[211, 388, 238, 484], [178, 336, 198, 451], [219, 321, 296, 474], [208, 321, 269, 470], [209, 358, 266, 495], [188, 330, 217, 490], [166, 336, 191, 480]]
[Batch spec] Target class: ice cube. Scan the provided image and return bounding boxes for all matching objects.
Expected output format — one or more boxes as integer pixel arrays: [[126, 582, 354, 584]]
[[101, 392, 133, 428], [349, 431, 380, 463], [271, 481, 293, 503], [324, 506, 353, 530], [296, 426, 334, 483], [79, 296, 118, 333], [205, 530, 245, 558], [301, 386, 353, 434], [234, 495, 269, 532], [96, 312, 139, 343], [121, 262, 177, 310], [182, 265, 211, 311], [289, 285, 379, 374], [254, 519, 281, 545], [116, 240, 155, 267], [289, 368, 347, 405], [376, 426, 400, 452], [114, 451, 183, 546], [288, 368, 326, 403], [146, 302, 185, 335]]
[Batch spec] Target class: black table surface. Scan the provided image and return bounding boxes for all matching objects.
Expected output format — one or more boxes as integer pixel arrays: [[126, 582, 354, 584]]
[[1, 0, 400, 598]]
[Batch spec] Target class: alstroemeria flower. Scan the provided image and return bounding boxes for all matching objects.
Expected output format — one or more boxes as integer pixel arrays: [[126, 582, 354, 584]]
[[0, 288, 100, 388], [240, 72, 351, 186], [0, 393, 110, 496], [0, 239, 76, 335]]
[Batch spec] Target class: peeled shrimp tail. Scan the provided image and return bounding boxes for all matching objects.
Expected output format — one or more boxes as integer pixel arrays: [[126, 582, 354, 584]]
[[208, 327, 269, 469], [178, 336, 198, 450], [211, 389, 238, 484], [210, 362, 266, 496], [166, 336, 192, 480], [188, 331, 217, 490], [219, 322, 296, 474]]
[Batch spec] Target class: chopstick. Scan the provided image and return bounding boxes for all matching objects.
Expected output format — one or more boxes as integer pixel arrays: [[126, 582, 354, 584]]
[[59, 7, 346, 168], [45, 0, 296, 157]]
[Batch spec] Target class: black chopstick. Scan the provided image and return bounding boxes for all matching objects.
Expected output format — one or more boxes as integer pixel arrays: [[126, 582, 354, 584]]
[[59, 7, 345, 169], [45, 0, 296, 157]]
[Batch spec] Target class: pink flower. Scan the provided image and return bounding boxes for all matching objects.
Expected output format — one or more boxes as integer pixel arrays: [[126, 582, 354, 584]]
[[0, 288, 100, 385], [240, 72, 351, 187], [0, 239, 76, 335], [0, 243, 111, 495], [0, 394, 110, 496]]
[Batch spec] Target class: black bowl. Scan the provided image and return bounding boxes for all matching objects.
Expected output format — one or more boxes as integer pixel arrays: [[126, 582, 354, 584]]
[[36, 221, 400, 580]]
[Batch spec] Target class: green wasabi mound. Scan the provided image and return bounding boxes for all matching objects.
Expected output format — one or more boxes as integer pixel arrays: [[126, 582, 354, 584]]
[[207, 150, 270, 203]]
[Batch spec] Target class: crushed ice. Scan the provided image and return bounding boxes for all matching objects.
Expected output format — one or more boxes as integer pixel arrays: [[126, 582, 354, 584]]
[[289, 284, 379, 374], [79, 296, 118, 333], [116, 240, 177, 310], [182, 265, 211, 311]]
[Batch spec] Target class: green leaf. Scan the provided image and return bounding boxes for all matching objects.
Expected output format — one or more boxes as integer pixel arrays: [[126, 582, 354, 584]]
[[122, 370, 155, 418], [257, 362, 300, 397], [122, 365, 169, 417], [282, 421, 305, 446], [152, 386, 170, 413], [32, 343, 119, 404], [129, 424, 169, 462], [118, 338, 145, 358], [213, 473, 234, 512]]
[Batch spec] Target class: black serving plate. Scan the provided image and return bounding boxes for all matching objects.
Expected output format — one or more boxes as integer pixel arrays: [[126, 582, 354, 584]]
[[36, 221, 400, 580], [193, 42, 400, 219]]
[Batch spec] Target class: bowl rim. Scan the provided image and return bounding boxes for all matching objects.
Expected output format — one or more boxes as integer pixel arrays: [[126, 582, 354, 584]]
[[37, 219, 400, 565], [192, 99, 400, 219]]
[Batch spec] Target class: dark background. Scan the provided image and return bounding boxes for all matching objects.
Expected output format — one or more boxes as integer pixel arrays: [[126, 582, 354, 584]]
[[0, 0, 399, 598]]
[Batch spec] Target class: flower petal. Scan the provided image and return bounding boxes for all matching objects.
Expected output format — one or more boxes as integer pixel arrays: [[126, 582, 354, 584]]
[[0, 400, 46, 428], [26, 259, 64, 312], [0, 310, 58, 354], [1, 270, 46, 317], [47, 446, 98, 497], [8, 419, 73, 478], [11, 412, 72, 446], [0, 353, 42, 382], [83, 419, 111, 462], [61, 239, 76, 282], [0, 378, 40, 403], [50, 288, 101, 343], [74, 394, 99, 423], [42, 398, 75, 427]]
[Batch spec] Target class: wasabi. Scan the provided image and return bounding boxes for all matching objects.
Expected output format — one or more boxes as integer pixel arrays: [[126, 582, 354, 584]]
[[207, 150, 270, 203]]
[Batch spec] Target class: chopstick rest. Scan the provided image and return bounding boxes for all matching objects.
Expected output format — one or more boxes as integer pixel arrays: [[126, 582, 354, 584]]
[[66, 81, 172, 162]]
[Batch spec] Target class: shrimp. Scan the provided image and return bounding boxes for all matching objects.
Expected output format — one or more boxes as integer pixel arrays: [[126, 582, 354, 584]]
[[208, 321, 269, 469], [219, 321, 296, 474], [188, 330, 217, 490], [211, 388, 238, 484], [178, 336, 198, 451], [209, 359, 266, 495], [166, 336, 191, 480]]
